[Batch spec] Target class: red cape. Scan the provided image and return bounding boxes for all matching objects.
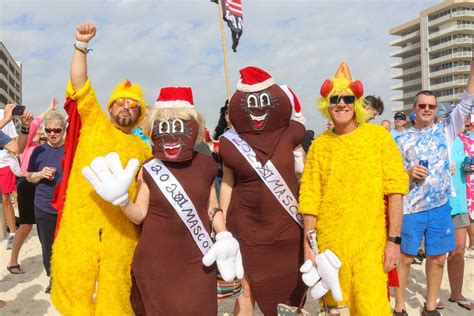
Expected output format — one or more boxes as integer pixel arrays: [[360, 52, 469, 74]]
[[51, 97, 82, 237]]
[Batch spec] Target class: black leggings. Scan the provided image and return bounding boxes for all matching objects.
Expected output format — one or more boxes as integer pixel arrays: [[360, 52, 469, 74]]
[[17, 177, 36, 224], [35, 209, 57, 276]]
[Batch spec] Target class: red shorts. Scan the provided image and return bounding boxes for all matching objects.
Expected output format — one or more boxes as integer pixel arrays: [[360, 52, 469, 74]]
[[0, 166, 16, 194]]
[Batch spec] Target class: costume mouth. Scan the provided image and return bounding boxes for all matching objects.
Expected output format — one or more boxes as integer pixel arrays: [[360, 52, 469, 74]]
[[249, 113, 268, 130], [163, 142, 181, 158]]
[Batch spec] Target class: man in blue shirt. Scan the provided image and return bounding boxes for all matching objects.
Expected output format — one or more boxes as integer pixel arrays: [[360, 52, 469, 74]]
[[393, 59, 474, 316], [390, 112, 406, 139]]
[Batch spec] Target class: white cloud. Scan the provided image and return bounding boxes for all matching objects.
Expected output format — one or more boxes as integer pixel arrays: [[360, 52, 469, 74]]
[[1, 0, 439, 135]]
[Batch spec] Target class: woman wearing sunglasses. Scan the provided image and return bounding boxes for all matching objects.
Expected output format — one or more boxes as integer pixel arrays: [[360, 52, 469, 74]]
[[7, 97, 59, 276], [26, 111, 66, 293]]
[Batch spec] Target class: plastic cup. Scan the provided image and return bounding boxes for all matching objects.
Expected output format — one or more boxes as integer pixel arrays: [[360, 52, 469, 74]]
[[50, 167, 56, 180]]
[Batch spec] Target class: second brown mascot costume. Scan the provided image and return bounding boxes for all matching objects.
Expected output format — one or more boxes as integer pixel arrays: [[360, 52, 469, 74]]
[[219, 66, 307, 315], [82, 87, 244, 315]]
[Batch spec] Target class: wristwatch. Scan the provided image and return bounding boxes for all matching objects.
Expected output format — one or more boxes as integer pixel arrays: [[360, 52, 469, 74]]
[[388, 236, 402, 245]]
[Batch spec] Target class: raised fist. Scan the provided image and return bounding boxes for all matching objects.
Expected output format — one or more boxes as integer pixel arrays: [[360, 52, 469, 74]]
[[75, 23, 96, 43]]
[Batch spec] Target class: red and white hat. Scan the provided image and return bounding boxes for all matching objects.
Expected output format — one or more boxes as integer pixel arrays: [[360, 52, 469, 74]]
[[236, 66, 302, 118], [280, 85, 302, 118], [236, 66, 275, 93], [155, 87, 194, 108]]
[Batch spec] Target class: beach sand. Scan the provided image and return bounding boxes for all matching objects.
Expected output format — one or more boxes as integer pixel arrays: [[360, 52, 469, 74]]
[[1, 230, 473, 315]]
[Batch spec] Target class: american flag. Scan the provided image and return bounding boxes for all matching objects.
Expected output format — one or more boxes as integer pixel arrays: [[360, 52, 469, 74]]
[[211, 0, 243, 52], [225, 0, 242, 17]]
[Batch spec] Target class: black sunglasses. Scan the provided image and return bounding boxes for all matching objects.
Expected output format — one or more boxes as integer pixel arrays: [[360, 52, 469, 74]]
[[45, 128, 63, 134], [329, 95, 355, 105], [417, 104, 437, 110]]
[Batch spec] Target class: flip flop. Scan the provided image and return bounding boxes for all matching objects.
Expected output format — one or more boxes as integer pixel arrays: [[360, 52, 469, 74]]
[[6, 264, 25, 274], [448, 298, 474, 311]]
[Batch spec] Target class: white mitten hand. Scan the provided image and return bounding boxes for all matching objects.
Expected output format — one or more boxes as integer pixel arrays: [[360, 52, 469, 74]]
[[81, 152, 139, 206], [300, 259, 320, 287], [202, 231, 244, 282], [316, 249, 342, 302]]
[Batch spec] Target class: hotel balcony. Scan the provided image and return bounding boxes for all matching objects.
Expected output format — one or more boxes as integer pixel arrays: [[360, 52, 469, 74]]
[[390, 30, 420, 46], [430, 37, 474, 53], [391, 54, 421, 68], [430, 78, 468, 91], [429, 51, 472, 66], [391, 90, 419, 102], [390, 42, 421, 58], [428, 9, 474, 28], [430, 65, 471, 79], [429, 24, 474, 41], [391, 78, 422, 90], [438, 93, 464, 103], [391, 66, 421, 79]]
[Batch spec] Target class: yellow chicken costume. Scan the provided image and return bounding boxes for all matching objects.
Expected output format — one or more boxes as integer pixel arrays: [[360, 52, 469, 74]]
[[299, 63, 408, 316], [51, 78, 151, 315]]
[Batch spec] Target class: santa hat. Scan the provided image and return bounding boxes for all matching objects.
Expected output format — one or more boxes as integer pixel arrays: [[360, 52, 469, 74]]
[[155, 87, 194, 108], [280, 85, 302, 119], [236, 66, 275, 92], [237, 66, 303, 119]]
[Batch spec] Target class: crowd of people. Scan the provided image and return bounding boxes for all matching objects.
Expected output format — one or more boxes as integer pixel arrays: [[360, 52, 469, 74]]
[[1, 22, 473, 316]]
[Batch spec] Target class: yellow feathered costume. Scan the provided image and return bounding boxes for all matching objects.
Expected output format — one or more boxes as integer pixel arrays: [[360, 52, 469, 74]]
[[299, 63, 408, 316], [51, 78, 151, 315]]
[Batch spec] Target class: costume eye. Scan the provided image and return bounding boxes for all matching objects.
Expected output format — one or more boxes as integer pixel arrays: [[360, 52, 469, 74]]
[[260, 92, 271, 107], [158, 121, 170, 134], [246, 94, 258, 108], [172, 119, 184, 133]]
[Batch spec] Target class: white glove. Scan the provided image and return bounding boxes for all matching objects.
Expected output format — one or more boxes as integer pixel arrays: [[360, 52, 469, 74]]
[[202, 231, 244, 282], [300, 249, 343, 302], [81, 152, 139, 206], [300, 259, 321, 287]]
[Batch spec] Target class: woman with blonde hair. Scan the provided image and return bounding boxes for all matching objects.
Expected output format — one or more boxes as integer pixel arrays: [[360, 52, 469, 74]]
[[26, 110, 66, 293]]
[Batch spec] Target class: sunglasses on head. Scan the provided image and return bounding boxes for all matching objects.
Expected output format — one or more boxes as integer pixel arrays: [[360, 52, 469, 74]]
[[417, 103, 437, 110], [45, 128, 62, 134], [329, 95, 356, 105], [115, 98, 140, 109]]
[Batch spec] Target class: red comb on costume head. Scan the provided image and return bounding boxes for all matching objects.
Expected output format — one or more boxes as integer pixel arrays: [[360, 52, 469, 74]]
[[124, 79, 132, 88], [349, 80, 364, 99], [320, 80, 334, 98], [320, 62, 364, 99]]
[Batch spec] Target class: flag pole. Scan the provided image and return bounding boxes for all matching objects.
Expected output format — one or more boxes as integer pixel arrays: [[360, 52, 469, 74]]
[[217, 0, 231, 101]]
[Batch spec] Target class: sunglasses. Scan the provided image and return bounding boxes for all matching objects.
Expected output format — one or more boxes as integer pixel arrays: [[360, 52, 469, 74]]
[[115, 98, 140, 109], [329, 95, 356, 105], [417, 103, 437, 110], [45, 128, 62, 134], [394, 117, 406, 121]]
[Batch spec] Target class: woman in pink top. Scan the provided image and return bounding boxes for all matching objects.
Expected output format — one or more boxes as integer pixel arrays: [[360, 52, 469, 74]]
[[6, 98, 58, 274]]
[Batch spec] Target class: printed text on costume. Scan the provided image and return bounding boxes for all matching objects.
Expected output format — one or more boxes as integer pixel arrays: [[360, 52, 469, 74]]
[[143, 159, 213, 255], [222, 129, 304, 228]]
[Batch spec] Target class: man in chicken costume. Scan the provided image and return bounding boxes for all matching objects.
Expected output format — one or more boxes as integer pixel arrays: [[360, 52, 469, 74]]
[[50, 23, 151, 315], [219, 66, 307, 315], [299, 62, 408, 315]]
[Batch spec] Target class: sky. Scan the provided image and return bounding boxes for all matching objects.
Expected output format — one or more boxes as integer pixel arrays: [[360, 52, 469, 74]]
[[0, 0, 440, 135]]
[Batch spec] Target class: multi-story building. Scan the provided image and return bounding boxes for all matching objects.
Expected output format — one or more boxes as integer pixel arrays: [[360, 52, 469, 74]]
[[390, 0, 474, 113], [0, 42, 22, 108]]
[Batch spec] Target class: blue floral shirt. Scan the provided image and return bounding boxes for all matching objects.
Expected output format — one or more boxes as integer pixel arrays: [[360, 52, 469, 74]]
[[396, 92, 474, 214]]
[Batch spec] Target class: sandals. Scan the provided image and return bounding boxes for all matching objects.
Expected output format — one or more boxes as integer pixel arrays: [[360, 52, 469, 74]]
[[6, 264, 25, 274], [448, 298, 474, 311]]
